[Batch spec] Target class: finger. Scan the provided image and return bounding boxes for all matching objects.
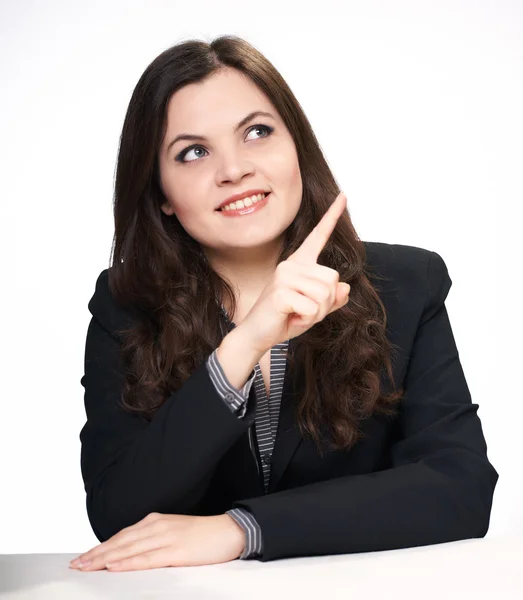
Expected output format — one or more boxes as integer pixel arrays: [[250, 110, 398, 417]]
[[73, 518, 153, 566], [289, 262, 341, 288], [278, 269, 334, 305], [76, 531, 165, 571], [106, 545, 173, 571], [289, 192, 346, 264], [284, 288, 322, 319], [103, 533, 169, 569], [328, 283, 351, 313]]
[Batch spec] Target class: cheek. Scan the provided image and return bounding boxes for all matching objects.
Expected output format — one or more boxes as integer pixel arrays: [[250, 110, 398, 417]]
[[283, 152, 303, 204], [165, 186, 203, 220], [289, 159, 302, 190], [172, 203, 192, 220], [267, 147, 301, 187], [280, 143, 301, 184]]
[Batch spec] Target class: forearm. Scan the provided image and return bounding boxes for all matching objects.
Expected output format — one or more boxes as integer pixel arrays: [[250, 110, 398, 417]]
[[83, 344, 258, 542], [232, 450, 498, 562], [216, 325, 265, 390]]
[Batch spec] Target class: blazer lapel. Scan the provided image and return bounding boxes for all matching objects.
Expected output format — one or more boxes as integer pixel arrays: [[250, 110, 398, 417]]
[[222, 313, 304, 494], [268, 338, 304, 493]]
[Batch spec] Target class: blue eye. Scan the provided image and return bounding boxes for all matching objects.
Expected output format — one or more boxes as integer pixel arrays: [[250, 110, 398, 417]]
[[175, 124, 274, 164]]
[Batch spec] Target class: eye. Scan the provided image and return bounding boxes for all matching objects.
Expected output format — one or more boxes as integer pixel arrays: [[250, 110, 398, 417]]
[[245, 124, 273, 142], [175, 124, 274, 164]]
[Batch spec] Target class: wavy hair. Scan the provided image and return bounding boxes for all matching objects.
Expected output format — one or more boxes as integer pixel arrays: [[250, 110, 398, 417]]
[[107, 35, 405, 456]]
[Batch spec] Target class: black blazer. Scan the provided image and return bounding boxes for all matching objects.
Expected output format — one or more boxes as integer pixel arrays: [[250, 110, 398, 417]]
[[79, 241, 498, 562]]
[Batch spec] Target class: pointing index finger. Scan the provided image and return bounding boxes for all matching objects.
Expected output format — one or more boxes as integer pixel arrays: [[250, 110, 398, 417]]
[[291, 192, 347, 264]]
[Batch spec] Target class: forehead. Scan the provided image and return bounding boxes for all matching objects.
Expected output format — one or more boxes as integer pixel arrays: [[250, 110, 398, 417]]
[[164, 69, 274, 134]]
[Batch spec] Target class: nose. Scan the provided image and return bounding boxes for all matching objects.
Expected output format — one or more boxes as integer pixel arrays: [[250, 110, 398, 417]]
[[216, 149, 256, 185]]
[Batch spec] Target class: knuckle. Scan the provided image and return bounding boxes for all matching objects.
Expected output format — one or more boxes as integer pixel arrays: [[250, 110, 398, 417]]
[[161, 521, 171, 533], [310, 297, 322, 312], [152, 520, 170, 534], [313, 264, 338, 284], [318, 285, 331, 301], [324, 267, 340, 285]]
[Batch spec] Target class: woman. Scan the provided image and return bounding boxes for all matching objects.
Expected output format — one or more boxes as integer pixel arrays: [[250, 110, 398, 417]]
[[71, 35, 498, 572]]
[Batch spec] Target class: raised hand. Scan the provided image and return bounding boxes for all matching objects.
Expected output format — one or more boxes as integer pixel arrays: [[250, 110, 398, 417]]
[[240, 191, 351, 353]]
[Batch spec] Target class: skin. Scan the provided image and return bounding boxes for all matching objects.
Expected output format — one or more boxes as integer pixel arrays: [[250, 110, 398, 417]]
[[69, 513, 246, 571], [158, 67, 304, 317]]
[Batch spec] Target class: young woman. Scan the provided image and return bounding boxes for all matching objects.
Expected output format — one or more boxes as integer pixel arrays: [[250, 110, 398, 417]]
[[71, 35, 498, 572]]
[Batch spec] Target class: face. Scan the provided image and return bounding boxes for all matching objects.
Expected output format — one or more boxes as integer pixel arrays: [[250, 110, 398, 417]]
[[158, 68, 303, 263]]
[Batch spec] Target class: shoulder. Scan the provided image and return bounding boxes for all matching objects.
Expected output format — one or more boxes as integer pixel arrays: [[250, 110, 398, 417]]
[[362, 241, 452, 316], [363, 240, 431, 280], [87, 268, 138, 340]]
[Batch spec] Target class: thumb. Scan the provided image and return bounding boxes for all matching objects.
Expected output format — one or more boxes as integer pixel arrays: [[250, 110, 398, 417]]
[[332, 282, 351, 310]]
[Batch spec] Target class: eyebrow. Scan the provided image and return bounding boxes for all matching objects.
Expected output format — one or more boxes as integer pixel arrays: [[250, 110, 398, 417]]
[[166, 110, 276, 155]]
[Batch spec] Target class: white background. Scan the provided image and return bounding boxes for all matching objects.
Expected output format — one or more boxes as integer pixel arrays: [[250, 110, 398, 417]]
[[1, 0, 521, 553]]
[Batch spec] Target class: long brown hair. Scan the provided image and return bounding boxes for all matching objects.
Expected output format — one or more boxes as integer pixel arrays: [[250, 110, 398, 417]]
[[108, 35, 404, 455]]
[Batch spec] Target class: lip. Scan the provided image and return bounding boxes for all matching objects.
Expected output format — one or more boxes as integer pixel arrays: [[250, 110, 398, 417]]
[[217, 192, 271, 217], [215, 189, 270, 211]]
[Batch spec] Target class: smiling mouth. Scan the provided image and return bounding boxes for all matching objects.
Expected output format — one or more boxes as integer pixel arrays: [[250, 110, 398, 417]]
[[216, 192, 271, 216], [217, 192, 270, 212]]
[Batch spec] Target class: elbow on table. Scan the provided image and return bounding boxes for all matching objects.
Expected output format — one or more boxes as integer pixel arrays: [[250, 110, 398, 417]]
[[85, 485, 120, 543], [447, 456, 499, 542]]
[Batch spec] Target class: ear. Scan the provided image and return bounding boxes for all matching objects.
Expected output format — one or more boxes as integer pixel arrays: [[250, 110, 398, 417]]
[[160, 201, 175, 216]]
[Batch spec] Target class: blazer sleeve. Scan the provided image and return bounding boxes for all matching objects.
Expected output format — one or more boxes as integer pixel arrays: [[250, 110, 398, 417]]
[[205, 350, 263, 559], [79, 270, 258, 543], [230, 251, 499, 562]]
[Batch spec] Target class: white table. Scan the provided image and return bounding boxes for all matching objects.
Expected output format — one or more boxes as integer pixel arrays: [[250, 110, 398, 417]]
[[1, 535, 521, 600]]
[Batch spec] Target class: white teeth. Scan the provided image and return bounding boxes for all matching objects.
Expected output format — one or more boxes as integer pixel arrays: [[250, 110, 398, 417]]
[[220, 193, 267, 211]]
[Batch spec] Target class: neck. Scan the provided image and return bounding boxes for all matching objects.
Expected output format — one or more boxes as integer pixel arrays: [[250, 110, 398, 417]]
[[202, 236, 284, 313]]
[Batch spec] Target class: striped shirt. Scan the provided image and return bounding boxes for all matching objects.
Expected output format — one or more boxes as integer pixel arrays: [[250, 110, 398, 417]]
[[204, 303, 289, 559]]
